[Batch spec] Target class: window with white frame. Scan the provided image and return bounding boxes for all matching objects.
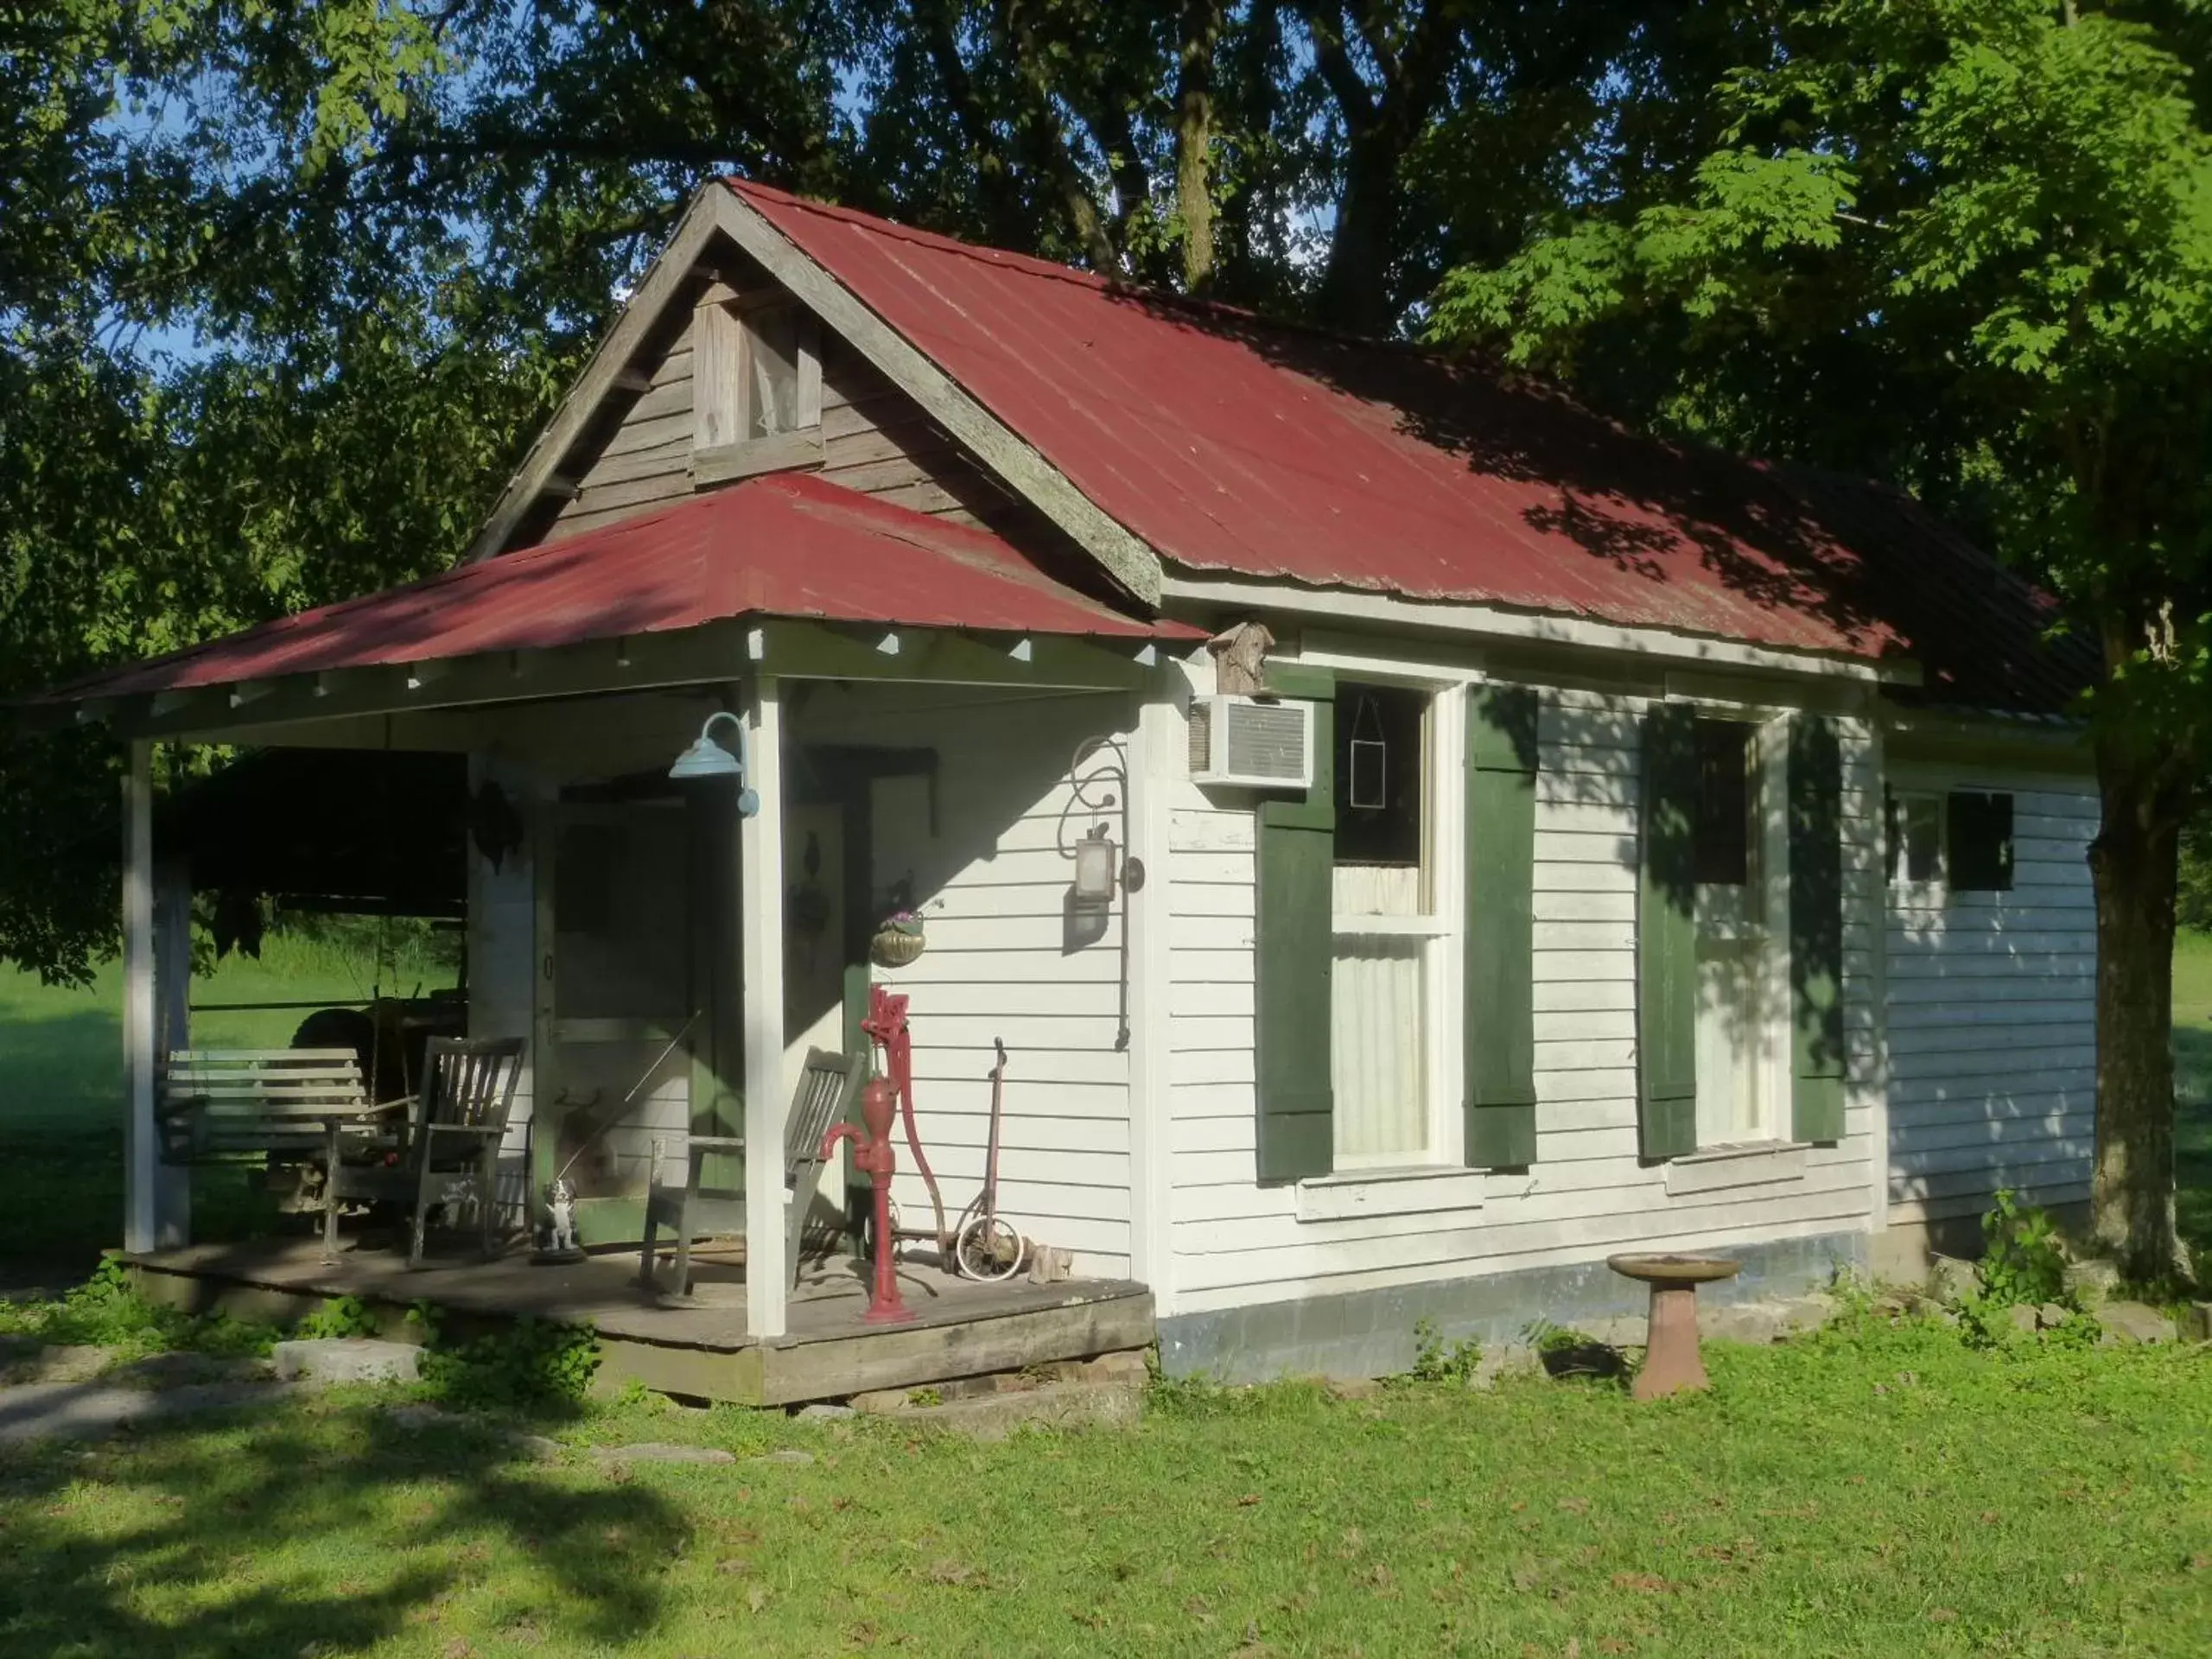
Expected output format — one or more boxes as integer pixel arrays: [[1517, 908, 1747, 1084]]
[[1886, 789, 1943, 887], [1331, 681, 1446, 1166], [1690, 718, 1788, 1147]]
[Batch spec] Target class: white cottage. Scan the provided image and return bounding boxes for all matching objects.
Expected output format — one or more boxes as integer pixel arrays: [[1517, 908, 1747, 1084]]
[[44, 181, 2100, 1389]]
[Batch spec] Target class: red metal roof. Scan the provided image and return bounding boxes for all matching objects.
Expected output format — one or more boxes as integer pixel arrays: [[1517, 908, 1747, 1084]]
[[48, 473, 1197, 702], [730, 179, 2089, 702]]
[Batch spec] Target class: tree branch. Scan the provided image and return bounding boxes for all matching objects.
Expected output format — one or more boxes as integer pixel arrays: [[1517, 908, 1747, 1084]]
[[1301, 3, 1376, 136], [997, 1, 1123, 274]]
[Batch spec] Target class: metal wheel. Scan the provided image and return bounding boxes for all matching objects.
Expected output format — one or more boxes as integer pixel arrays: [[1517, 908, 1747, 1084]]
[[954, 1213, 1025, 1282]]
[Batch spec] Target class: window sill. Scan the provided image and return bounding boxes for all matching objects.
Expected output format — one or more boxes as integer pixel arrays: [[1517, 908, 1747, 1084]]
[[1664, 1141, 1809, 1198], [693, 428, 825, 487], [1297, 1165, 1484, 1223]]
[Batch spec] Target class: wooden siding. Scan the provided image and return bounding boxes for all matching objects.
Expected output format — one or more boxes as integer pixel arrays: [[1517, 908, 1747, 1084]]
[[544, 315, 1020, 544], [791, 684, 1142, 1279], [1165, 677, 1883, 1319], [1884, 764, 2098, 1225], [550, 321, 696, 539]]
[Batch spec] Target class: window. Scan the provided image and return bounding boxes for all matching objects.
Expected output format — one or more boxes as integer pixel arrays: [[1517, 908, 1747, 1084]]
[[742, 304, 804, 440], [1886, 790, 1943, 885], [1885, 788, 2013, 893], [693, 296, 821, 454], [1947, 791, 2014, 891], [1330, 683, 1441, 1166], [1691, 719, 1783, 1147]]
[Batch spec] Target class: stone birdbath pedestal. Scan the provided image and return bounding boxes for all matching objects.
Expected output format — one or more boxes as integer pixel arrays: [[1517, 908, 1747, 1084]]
[[1606, 1253, 1742, 1401]]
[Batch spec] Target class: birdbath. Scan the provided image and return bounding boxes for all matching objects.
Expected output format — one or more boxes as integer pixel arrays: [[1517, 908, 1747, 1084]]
[[1606, 1253, 1742, 1401]]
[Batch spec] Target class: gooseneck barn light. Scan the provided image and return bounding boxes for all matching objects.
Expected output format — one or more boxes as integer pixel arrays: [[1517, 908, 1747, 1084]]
[[669, 709, 761, 817]]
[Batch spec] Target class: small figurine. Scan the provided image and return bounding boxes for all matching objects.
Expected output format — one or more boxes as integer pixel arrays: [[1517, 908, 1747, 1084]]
[[547, 1178, 579, 1255]]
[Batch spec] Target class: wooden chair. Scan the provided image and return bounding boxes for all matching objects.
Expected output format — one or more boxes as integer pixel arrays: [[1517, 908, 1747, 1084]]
[[636, 1046, 858, 1303], [327, 1035, 525, 1267]]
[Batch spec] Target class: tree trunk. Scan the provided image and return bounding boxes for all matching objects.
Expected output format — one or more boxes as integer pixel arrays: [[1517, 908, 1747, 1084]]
[[1317, 145, 1397, 334], [2088, 740, 2186, 1282], [1176, 0, 1224, 291]]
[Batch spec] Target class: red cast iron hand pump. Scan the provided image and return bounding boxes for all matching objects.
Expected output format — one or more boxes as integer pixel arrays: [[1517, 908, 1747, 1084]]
[[818, 1072, 913, 1325], [817, 986, 952, 1325]]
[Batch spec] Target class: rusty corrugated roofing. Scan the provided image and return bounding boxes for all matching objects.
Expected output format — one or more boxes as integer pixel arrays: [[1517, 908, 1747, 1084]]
[[730, 178, 2090, 709], [44, 474, 1198, 703]]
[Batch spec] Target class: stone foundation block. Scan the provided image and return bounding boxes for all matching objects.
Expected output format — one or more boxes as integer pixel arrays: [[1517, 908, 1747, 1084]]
[[271, 1338, 422, 1386]]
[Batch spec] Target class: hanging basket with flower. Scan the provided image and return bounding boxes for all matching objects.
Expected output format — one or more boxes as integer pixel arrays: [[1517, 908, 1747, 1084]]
[[870, 906, 929, 968]]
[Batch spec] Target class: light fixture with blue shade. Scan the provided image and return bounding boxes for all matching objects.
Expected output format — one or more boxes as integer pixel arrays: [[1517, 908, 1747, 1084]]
[[669, 709, 761, 816]]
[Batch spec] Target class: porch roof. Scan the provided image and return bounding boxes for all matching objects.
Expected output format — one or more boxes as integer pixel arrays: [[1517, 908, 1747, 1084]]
[[39, 473, 1200, 708]]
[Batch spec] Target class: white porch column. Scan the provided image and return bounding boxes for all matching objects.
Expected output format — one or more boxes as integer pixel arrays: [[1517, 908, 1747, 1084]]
[[740, 676, 788, 1337], [1124, 694, 1178, 1306], [121, 740, 178, 1253], [150, 855, 194, 1245]]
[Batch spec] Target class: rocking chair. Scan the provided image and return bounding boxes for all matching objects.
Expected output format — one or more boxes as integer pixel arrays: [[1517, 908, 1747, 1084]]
[[325, 1035, 525, 1268], [636, 1046, 858, 1302]]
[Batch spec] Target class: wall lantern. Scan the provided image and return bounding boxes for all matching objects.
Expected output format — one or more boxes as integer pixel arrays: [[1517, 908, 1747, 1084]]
[[1073, 826, 1119, 912], [669, 709, 761, 817]]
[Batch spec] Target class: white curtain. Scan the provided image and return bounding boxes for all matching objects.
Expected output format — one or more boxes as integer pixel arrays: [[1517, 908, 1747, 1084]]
[[1332, 935, 1427, 1161]]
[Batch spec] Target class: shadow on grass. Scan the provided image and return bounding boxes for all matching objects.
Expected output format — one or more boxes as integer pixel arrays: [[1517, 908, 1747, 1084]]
[[0, 1130, 286, 1276], [0, 1402, 684, 1656]]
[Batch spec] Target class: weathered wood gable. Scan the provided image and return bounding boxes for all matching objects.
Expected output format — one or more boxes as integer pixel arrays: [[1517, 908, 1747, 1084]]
[[480, 213, 1128, 611], [543, 302, 1027, 546]]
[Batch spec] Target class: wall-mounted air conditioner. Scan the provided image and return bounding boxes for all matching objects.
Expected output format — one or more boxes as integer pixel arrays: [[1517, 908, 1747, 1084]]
[[1188, 695, 1316, 790]]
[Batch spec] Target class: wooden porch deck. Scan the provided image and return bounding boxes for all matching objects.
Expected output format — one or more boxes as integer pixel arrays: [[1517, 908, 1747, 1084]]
[[124, 1237, 1154, 1407]]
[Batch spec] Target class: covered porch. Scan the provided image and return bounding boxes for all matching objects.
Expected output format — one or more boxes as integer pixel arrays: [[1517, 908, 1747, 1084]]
[[39, 474, 1192, 1373], [127, 1236, 1153, 1406]]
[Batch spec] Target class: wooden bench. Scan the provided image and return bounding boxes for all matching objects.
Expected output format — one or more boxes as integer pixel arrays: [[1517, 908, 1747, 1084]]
[[156, 1049, 383, 1164]]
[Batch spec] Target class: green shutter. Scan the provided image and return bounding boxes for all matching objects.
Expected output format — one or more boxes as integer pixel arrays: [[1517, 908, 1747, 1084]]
[[1465, 684, 1539, 1167], [1789, 715, 1847, 1142], [1255, 665, 1335, 1183], [1637, 704, 1698, 1160]]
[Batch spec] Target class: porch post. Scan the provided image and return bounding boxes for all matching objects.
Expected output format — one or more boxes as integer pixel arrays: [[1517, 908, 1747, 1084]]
[[150, 855, 194, 1245], [121, 740, 175, 1252], [1125, 694, 1177, 1306], [740, 675, 788, 1337]]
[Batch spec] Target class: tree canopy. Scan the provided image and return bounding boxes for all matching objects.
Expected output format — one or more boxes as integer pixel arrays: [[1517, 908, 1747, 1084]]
[[3, 3, 2207, 1274]]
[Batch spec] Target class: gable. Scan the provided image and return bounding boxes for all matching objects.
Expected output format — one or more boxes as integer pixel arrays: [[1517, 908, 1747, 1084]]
[[474, 187, 1161, 608], [540, 308, 1028, 549]]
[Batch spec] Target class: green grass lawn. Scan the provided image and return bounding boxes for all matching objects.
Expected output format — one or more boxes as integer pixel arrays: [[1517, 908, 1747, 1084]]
[[0, 930, 453, 1273], [3, 937, 2209, 1656], [0, 1311, 2206, 1657]]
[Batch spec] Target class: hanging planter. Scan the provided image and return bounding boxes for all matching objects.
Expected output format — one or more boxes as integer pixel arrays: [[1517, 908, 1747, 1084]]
[[870, 909, 928, 968]]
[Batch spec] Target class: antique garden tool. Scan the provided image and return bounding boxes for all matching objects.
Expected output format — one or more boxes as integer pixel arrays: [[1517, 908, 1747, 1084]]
[[953, 1038, 1027, 1282]]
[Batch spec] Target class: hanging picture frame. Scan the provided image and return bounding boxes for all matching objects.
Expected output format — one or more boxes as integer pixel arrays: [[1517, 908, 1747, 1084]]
[[1348, 693, 1389, 810]]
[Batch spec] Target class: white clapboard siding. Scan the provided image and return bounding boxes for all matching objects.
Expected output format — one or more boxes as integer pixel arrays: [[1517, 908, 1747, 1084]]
[[796, 685, 1141, 1278], [1165, 680, 1884, 1313], [1884, 771, 2099, 1224]]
